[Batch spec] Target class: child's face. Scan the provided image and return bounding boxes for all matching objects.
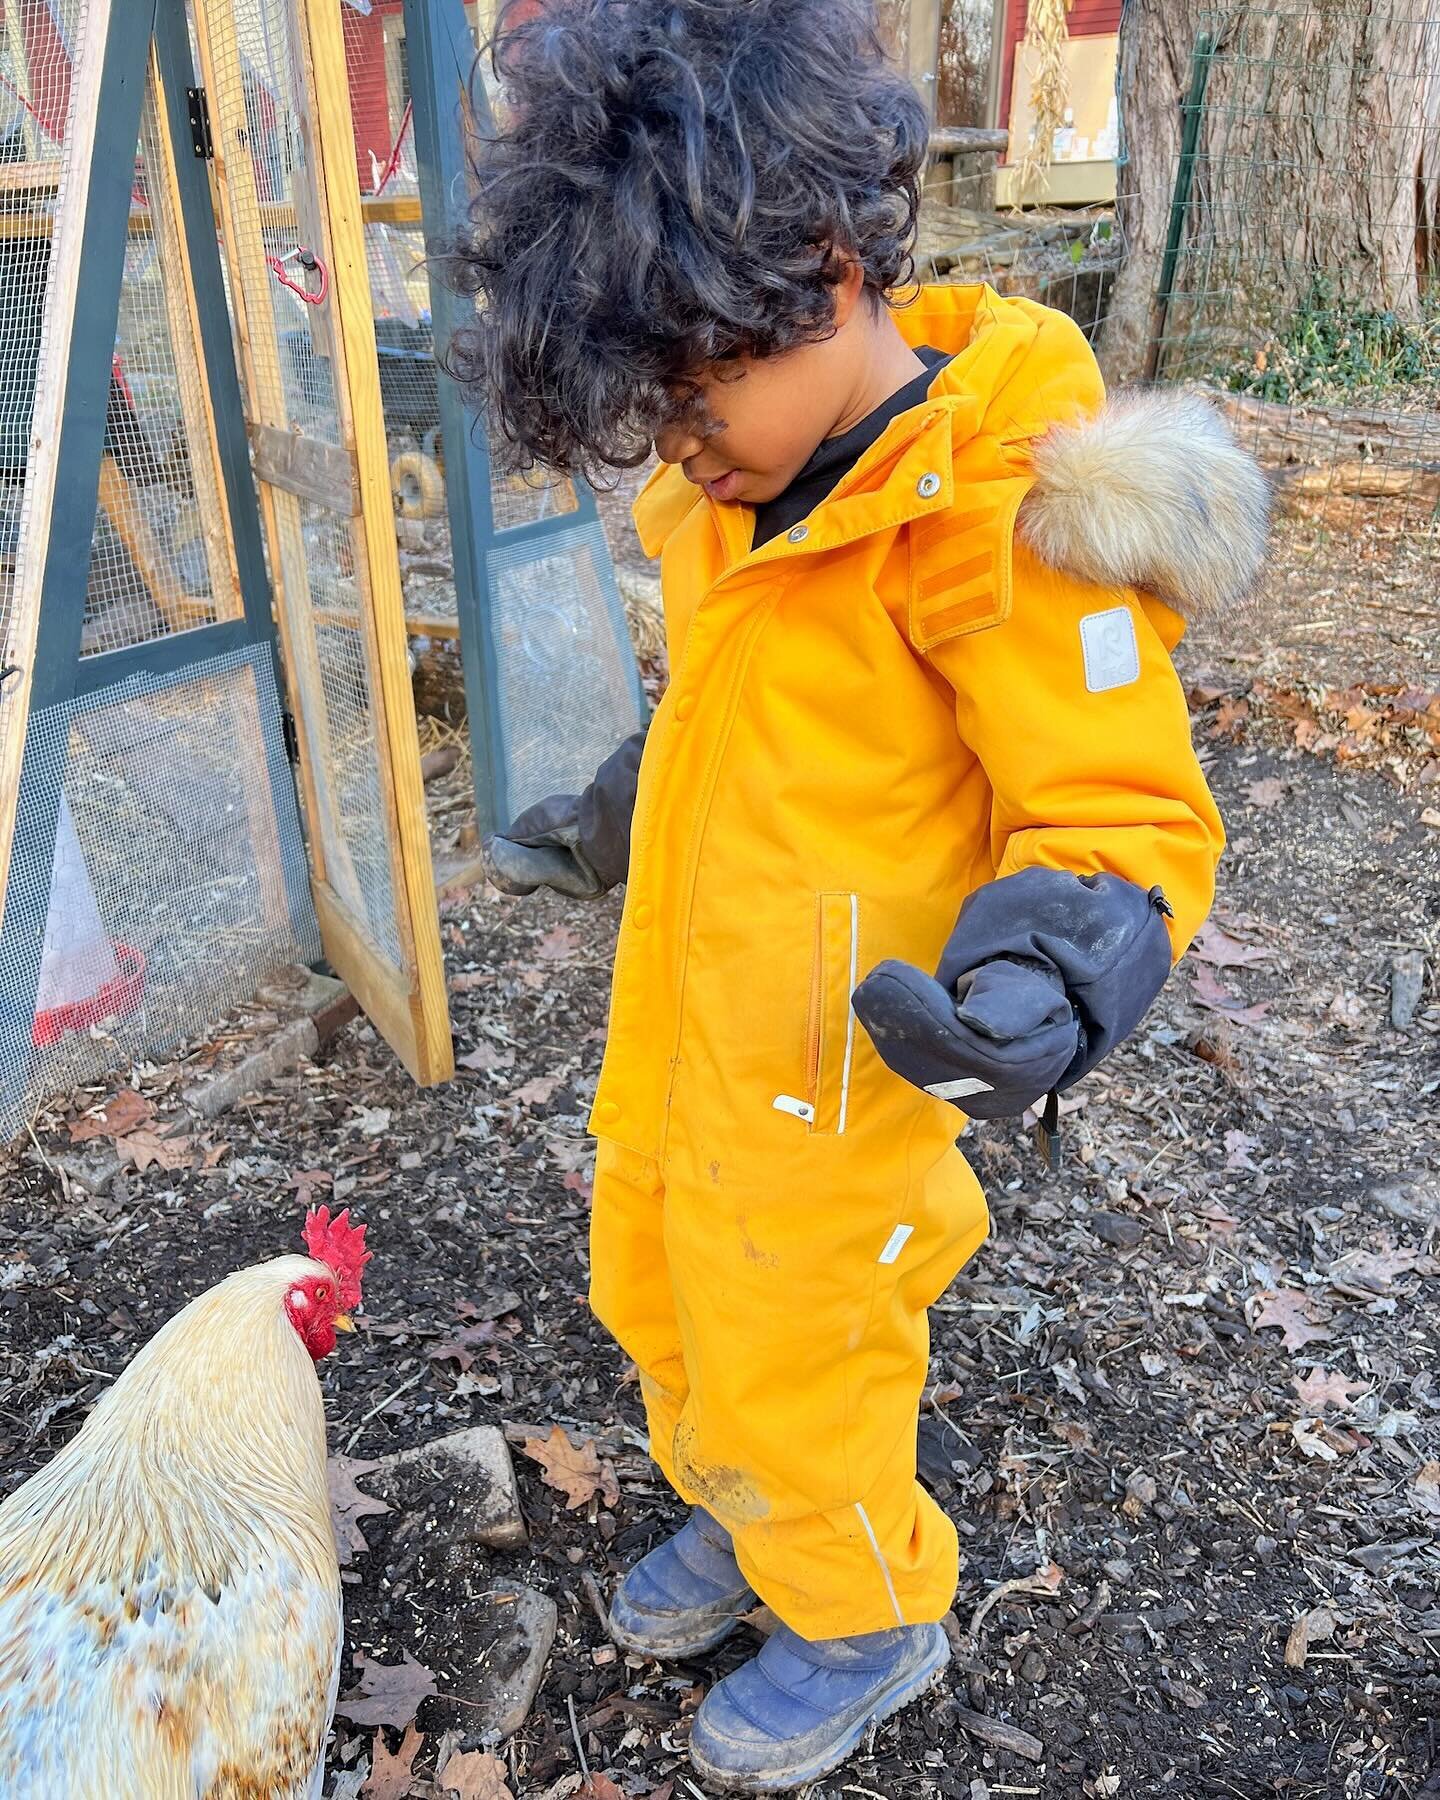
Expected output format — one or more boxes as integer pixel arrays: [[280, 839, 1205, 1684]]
[[652, 263, 889, 508], [653, 344, 851, 507]]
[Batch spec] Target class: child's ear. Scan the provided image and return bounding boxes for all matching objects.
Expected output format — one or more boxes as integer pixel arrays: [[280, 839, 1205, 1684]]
[[830, 257, 868, 328]]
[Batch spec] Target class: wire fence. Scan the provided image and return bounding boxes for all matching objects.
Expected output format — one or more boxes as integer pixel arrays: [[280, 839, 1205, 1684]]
[[1151, 6, 1440, 537]]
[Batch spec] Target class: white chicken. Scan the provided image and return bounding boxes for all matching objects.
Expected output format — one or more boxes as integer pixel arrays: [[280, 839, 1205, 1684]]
[[0, 1206, 371, 1799]]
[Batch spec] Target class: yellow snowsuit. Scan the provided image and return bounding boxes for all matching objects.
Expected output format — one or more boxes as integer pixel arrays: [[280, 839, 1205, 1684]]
[[588, 286, 1231, 1638]]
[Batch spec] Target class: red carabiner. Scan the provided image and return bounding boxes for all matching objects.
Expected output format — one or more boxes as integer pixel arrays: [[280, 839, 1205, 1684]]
[[267, 247, 330, 306]]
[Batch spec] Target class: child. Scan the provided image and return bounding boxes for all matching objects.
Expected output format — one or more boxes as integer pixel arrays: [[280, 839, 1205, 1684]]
[[453, 1, 1268, 1789]]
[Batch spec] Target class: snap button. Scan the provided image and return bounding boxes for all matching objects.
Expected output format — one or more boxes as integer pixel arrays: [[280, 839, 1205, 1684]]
[[596, 1100, 622, 1126], [632, 902, 654, 929], [917, 471, 942, 499], [787, 523, 809, 543], [674, 695, 695, 722]]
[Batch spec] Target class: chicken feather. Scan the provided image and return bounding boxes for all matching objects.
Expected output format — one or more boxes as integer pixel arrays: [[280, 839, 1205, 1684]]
[[0, 1255, 345, 1799]]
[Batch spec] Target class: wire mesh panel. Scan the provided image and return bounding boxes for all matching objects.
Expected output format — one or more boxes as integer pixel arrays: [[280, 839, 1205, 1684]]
[[0, 645, 318, 1139], [488, 519, 646, 813], [192, 0, 451, 1085], [1147, 5, 1440, 580], [0, 0, 101, 902]]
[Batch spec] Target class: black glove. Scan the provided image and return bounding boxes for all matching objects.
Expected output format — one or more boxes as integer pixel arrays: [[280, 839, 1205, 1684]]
[[853, 867, 1174, 1119], [482, 726, 647, 899]]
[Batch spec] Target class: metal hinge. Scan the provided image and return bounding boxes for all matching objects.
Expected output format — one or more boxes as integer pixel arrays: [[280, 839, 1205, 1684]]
[[186, 87, 213, 160], [281, 710, 300, 764]]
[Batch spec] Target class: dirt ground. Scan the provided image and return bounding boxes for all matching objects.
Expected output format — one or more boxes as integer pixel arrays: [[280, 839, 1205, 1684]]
[[2, 509, 1438, 1800]]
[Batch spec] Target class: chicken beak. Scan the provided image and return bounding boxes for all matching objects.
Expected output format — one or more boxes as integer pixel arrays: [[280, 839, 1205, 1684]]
[[333, 1313, 356, 1333]]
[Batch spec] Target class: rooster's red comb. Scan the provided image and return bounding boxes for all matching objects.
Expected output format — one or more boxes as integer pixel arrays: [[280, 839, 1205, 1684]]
[[303, 1206, 371, 1311]]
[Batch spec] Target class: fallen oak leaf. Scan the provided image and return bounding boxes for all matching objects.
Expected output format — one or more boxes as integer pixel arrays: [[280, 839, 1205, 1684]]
[[1252, 1288, 1333, 1353], [1243, 776, 1287, 809], [1192, 962, 1271, 1027], [537, 924, 581, 960], [576, 1778, 627, 1800], [68, 1087, 154, 1143], [334, 1651, 438, 1730], [1292, 1368, 1366, 1412], [363, 1723, 425, 1799], [457, 1042, 514, 1076], [1326, 1245, 1435, 1297], [438, 1749, 514, 1800], [117, 1128, 194, 1173], [328, 1456, 392, 1567], [520, 1424, 621, 1510], [511, 1074, 561, 1108], [1192, 922, 1274, 969]]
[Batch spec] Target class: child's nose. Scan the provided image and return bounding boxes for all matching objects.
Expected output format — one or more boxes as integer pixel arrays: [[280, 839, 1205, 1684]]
[[654, 422, 705, 466]]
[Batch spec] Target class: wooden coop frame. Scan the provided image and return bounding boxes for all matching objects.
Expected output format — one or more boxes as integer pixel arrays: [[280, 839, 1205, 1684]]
[[0, 0, 456, 1131], [0, 0, 645, 1132]]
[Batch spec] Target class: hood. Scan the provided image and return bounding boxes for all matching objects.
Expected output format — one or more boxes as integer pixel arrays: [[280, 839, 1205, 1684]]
[[895, 286, 1270, 621]]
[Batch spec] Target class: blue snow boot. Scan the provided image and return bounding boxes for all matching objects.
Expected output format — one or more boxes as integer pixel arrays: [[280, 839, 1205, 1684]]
[[689, 1621, 950, 1792], [608, 1508, 756, 1659]]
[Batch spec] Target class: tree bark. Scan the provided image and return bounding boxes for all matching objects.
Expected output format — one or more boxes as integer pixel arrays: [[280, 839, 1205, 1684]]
[[1100, 3, 1440, 387]]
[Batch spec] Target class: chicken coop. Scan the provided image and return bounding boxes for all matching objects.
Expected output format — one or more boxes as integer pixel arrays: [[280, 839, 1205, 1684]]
[[0, 0, 643, 1138]]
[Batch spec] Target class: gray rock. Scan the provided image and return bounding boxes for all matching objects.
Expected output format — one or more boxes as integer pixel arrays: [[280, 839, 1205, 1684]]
[[1092, 1211, 1145, 1250], [470, 1581, 558, 1739], [1389, 949, 1428, 1029], [373, 1425, 527, 1549]]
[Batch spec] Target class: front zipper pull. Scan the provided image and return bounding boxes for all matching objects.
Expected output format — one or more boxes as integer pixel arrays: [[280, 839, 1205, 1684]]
[[1034, 1090, 1061, 1173]]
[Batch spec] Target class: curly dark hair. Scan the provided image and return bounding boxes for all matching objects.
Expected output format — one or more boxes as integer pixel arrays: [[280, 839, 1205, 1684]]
[[444, 0, 927, 478]]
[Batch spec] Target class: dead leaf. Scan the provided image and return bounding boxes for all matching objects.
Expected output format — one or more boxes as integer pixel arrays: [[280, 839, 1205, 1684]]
[[1192, 963, 1272, 1028], [364, 1724, 425, 1799], [354, 1106, 392, 1138], [1192, 923, 1273, 969], [537, 924, 581, 961], [1284, 1606, 1336, 1669], [1121, 1469, 1157, 1518], [1252, 1288, 1333, 1353], [1410, 1462, 1440, 1519], [1292, 1368, 1365, 1412], [438, 1749, 515, 1800], [334, 1651, 438, 1730], [512, 1074, 561, 1108], [200, 1141, 231, 1170], [576, 1779, 627, 1800], [328, 1457, 392, 1567], [520, 1424, 621, 1510], [1224, 1129, 1261, 1172], [1327, 1246, 1433, 1297], [429, 1320, 496, 1371], [1290, 1419, 1342, 1462], [117, 1128, 194, 1173], [68, 1088, 154, 1143], [1243, 776, 1287, 809], [450, 969, 489, 993], [458, 1042, 514, 1075]]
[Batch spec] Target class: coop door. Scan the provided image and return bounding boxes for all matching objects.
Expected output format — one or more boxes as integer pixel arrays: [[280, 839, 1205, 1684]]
[[189, 0, 451, 1084]]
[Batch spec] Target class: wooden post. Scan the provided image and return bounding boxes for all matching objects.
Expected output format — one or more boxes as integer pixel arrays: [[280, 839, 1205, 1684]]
[[0, 0, 160, 1119]]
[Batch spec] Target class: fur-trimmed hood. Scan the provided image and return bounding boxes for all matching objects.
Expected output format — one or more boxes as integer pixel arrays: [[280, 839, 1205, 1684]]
[[1016, 390, 1270, 622], [894, 284, 1270, 621]]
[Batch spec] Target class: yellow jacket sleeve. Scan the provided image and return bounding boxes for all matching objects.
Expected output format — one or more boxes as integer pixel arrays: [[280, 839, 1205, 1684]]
[[925, 536, 1225, 958]]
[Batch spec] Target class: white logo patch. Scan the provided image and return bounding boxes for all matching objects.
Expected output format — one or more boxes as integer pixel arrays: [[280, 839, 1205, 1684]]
[[1080, 607, 1141, 693]]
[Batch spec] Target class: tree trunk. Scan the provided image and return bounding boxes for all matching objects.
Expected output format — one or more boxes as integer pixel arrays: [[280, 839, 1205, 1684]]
[[1100, 2, 1440, 387]]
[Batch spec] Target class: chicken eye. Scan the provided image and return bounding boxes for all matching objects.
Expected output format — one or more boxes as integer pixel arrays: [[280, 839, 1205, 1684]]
[[316, 1284, 330, 1300]]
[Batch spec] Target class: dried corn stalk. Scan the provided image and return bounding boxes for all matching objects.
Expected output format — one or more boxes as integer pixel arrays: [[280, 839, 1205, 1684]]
[[1014, 0, 1073, 201]]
